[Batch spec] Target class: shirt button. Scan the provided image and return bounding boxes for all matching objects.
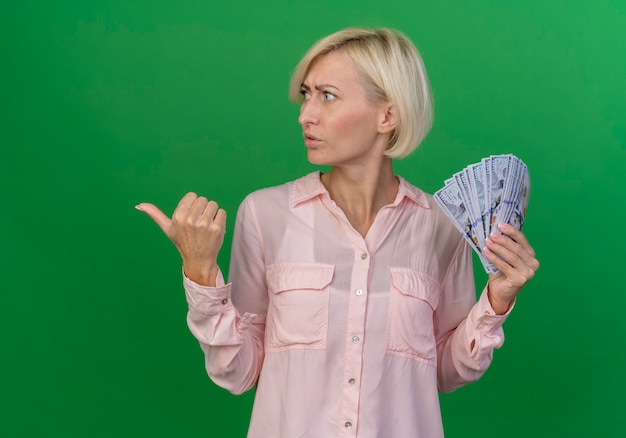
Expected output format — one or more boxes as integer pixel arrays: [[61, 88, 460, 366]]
[[361, 253, 367, 260], [221, 298, 228, 305], [345, 422, 353, 429], [355, 288, 363, 296], [352, 336, 360, 344], [348, 378, 356, 385]]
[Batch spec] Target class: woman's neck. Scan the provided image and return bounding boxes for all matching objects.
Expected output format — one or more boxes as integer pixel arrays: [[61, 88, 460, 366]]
[[321, 158, 398, 237]]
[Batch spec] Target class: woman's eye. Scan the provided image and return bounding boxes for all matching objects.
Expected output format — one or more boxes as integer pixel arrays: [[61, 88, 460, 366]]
[[324, 91, 336, 101], [300, 89, 311, 100]]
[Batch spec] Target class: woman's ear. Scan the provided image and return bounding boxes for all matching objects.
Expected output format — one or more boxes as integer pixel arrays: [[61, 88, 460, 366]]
[[378, 103, 398, 134]]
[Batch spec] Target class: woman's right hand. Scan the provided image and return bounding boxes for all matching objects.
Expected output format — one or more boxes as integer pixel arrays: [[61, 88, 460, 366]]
[[136, 192, 227, 287]]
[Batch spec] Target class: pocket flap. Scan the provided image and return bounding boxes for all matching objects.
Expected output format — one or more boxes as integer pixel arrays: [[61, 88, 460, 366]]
[[390, 268, 441, 310], [266, 263, 335, 294]]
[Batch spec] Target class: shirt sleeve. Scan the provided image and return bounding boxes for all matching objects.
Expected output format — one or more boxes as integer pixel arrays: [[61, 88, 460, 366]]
[[434, 238, 514, 393], [184, 196, 267, 395]]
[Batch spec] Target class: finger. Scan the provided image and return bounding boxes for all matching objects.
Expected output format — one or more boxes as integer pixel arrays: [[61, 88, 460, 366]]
[[485, 239, 537, 285], [136, 202, 172, 234], [490, 227, 539, 270], [486, 233, 532, 270], [172, 192, 200, 223], [485, 238, 518, 268], [498, 223, 536, 257], [213, 208, 227, 230], [200, 200, 219, 221], [484, 247, 526, 286], [187, 196, 210, 222], [172, 192, 204, 224]]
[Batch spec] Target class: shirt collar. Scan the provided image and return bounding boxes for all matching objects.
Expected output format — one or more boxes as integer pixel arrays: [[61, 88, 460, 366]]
[[290, 171, 430, 209], [395, 175, 430, 209]]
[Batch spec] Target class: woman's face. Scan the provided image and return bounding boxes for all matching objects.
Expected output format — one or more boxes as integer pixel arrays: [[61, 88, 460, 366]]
[[298, 50, 392, 167]]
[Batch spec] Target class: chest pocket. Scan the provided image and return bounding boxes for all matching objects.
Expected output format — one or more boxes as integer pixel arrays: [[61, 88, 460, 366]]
[[386, 268, 441, 365], [265, 262, 335, 352]]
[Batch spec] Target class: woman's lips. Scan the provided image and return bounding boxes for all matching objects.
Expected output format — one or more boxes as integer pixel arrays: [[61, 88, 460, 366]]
[[304, 133, 320, 147]]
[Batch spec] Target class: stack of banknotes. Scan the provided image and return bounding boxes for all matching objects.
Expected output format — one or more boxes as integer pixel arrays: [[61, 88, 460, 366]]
[[433, 154, 530, 274]]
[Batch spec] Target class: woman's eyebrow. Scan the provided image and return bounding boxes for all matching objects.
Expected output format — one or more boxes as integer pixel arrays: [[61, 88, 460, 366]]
[[300, 83, 340, 91], [316, 84, 340, 91]]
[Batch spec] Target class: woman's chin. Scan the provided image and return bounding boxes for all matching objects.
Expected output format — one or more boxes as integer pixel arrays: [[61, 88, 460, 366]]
[[306, 150, 331, 166]]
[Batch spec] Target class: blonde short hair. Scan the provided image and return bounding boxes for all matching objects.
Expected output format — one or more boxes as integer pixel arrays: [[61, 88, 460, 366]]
[[289, 27, 433, 158]]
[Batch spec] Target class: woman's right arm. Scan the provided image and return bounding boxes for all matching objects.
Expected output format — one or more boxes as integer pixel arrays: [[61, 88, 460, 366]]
[[137, 193, 267, 394]]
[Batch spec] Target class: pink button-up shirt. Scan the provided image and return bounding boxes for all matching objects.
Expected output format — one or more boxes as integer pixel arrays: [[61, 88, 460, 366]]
[[184, 172, 510, 437]]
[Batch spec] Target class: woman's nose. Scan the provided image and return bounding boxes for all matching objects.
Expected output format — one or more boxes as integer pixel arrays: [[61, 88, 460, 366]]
[[298, 100, 319, 126]]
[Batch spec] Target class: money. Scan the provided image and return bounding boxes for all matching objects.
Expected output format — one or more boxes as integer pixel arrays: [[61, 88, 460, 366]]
[[433, 154, 530, 274]]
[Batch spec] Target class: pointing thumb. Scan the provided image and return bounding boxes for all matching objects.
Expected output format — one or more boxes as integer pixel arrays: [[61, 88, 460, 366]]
[[136, 202, 172, 235]]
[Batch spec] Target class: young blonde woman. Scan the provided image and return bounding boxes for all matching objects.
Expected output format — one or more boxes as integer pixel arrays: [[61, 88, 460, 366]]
[[137, 27, 539, 438]]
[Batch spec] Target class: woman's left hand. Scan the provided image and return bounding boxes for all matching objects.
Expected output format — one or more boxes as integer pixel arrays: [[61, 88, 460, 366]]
[[484, 223, 540, 314]]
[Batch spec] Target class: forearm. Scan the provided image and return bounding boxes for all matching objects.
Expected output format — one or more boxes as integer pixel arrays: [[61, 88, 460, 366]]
[[183, 262, 220, 287], [184, 272, 265, 394], [436, 287, 512, 393]]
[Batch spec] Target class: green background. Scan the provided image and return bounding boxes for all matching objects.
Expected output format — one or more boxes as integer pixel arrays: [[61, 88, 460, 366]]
[[2, 0, 625, 436]]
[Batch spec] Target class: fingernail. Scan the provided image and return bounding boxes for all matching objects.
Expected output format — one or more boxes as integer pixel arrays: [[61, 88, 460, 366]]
[[490, 231, 500, 239], [135, 205, 143, 211], [498, 223, 508, 232]]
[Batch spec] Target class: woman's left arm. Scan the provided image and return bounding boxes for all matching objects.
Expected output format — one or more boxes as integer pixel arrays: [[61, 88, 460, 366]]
[[483, 223, 540, 315], [435, 224, 539, 393]]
